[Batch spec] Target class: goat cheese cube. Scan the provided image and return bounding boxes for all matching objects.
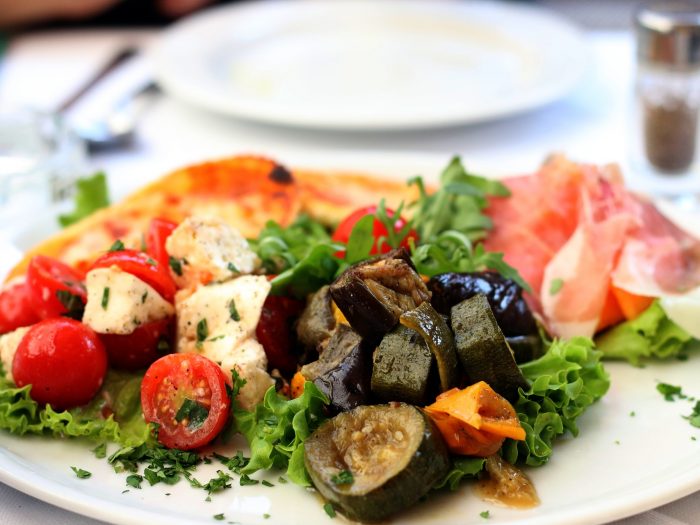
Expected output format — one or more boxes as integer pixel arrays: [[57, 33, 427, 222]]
[[0, 326, 30, 383], [165, 216, 260, 289], [83, 267, 174, 335]]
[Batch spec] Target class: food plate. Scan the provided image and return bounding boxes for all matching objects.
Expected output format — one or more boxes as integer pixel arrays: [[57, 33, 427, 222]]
[[1, 153, 699, 525], [151, 0, 587, 130]]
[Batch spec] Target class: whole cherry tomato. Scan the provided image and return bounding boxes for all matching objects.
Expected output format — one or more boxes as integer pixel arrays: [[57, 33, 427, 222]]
[[141, 353, 231, 450], [255, 295, 304, 375], [332, 205, 418, 256], [26, 256, 86, 319], [0, 281, 41, 334], [99, 317, 173, 371], [13, 318, 107, 410], [90, 249, 176, 303], [146, 218, 178, 270]]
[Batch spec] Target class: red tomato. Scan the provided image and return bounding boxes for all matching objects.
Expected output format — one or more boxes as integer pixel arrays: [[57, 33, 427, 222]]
[[141, 353, 231, 450], [13, 318, 107, 410], [26, 256, 86, 319], [90, 249, 176, 303], [146, 218, 178, 270], [332, 205, 419, 256], [256, 295, 304, 375], [100, 317, 173, 371], [0, 281, 41, 334]]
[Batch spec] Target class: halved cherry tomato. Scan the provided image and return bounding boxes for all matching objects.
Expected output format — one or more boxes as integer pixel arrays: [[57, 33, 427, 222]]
[[0, 281, 41, 334], [13, 318, 107, 410], [90, 249, 176, 303], [255, 295, 304, 375], [141, 353, 230, 450], [26, 255, 86, 319], [146, 218, 178, 270], [99, 317, 173, 371], [332, 205, 418, 256]]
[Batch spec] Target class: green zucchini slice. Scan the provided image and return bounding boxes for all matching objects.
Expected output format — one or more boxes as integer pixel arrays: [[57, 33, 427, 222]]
[[304, 403, 449, 522], [371, 325, 435, 404], [400, 301, 458, 392], [450, 294, 529, 402]]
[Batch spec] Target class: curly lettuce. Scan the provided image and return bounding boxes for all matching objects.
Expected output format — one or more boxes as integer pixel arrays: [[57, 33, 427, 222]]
[[596, 301, 693, 365], [502, 337, 610, 467]]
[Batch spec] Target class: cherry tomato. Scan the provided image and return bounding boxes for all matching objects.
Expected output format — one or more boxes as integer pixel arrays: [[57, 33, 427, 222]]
[[141, 353, 231, 450], [90, 249, 176, 303], [99, 317, 173, 371], [13, 318, 107, 410], [146, 218, 178, 270], [255, 296, 304, 375], [26, 256, 86, 319], [0, 281, 41, 334], [331, 205, 419, 256]]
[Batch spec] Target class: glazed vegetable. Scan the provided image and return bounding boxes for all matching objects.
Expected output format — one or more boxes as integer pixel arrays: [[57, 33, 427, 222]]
[[371, 325, 435, 404], [450, 295, 528, 402], [300, 325, 371, 412], [506, 335, 544, 365], [295, 285, 336, 353], [428, 271, 537, 339], [399, 301, 458, 392], [330, 248, 430, 341], [424, 381, 525, 457], [304, 403, 449, 522], [475, 454, 539, 509]]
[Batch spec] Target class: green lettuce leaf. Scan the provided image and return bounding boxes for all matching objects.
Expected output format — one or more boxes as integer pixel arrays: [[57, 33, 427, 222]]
[[233, 377, 328, 486], [596, 301, 693, 366], [58, 172, 110, 227], [502, 337, 610, 467]]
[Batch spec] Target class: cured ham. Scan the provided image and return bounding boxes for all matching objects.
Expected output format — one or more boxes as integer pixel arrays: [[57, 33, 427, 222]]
[[484, 155, 700, 338]]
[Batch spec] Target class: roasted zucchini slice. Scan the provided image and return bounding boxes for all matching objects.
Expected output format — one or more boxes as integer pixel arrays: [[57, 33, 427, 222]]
[[371, 325, 435, 404], [304, 403, 449, 522], [451, 294, 529, 402]]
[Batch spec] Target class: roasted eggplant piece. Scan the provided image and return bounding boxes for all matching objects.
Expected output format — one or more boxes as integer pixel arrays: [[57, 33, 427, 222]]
[[450, 294, 529, 402], [330, 248, 430, 342], [304, 403, 450, 522], [506, 335, 544, 364], [429, 272, 537, 338], [296, 285, 336, 354], [300, 325, 371, 412], [371, 325, 435, 404]]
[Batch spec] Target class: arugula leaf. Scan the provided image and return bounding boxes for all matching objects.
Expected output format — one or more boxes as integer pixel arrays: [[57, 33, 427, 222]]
[[268, 244, 340, 299], [58, 172, 110, 227], [434, 457, 485, 491], [501, 337, 610, 467], [344, 214, 375, 264]]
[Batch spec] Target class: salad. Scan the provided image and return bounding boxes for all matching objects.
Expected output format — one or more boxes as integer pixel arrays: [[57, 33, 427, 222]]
[[0, 154, 697, 523]]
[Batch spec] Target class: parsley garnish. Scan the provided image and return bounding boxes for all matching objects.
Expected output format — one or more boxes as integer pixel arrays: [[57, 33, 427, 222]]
[[196, 319, 209, 348], [101, 287, 110, 309], [330, 470, 353, 485], [214, 451, 249, 474], [263, 514, 270, 519], [239, 474, 259, 486], [228, 300, 240, 322], [71, 466, 92, 479], [146, 257, 157, 266], [92, 443, 107, 459], [141, 291, 148, 303], [323, 503, 336, 518], [213, 513, 225, 521], [261, 480, 274, 487], [157, 339, 170, 352], [56, 289, 85, 320], [109, 239, 125, 252], [169, 256, 183, 276], [657, 382, 686, 401], [278, 476, 288, 484], [126, 474, 143, 489], [175, 399, 210, 430], [549, 278, 564, 295], [685, 401, 700, 428], [227, 262, 238, 273], [480, 510, 490, 519]]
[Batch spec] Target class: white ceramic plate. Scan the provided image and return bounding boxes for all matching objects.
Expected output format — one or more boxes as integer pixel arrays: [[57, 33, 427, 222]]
[[1, 152, 700, 525], [151, 0, 587, 130]]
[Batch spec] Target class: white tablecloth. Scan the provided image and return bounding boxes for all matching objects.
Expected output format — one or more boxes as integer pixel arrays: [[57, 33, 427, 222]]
[[0, 27, 699, 525]]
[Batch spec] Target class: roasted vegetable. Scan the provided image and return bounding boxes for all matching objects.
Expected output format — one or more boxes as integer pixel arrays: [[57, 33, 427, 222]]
[[451, 295, 528, 402], [304, 403, 449, 522], [300, 325, 371, 412], [400, 301, 458, 392], [330, 248, 430, 341], [296, 285, 336, 353], [425, 381, 525, 457], [506, 335, 544, 364], [475, 454, 539, 509], [371, 325, 435, 404], [429, 272, 537, 338]]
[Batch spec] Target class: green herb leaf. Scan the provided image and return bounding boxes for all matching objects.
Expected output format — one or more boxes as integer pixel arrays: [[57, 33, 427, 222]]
[[58, 172, 110, 227], [101, 287, 110, 309], [227, 262, 238, 273], [228, 300, 240, 322], [109, 239, 125, 252], [175, 399, 210, 431], [239, 474, 259, 486], [213, 513, 225, 521], [56, 289, 85, 320], [434, 457, 485, 491], [71, 466, 92, 479], [549, 278, 564, 295], [92, 442, 107, 459], [686, 401, 700, 428], [196, 319, 209, 348], [330, 470, 354, 485], [169, 256, 183, 276], [344, 214, 375, 264], [480, 510, 491, 519], [323, 503, 336, 518], [657, 383, 686, 402], [126, 474, 143, 489]]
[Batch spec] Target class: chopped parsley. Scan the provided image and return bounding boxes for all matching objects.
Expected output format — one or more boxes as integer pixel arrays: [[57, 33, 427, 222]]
[[549, 278, 564, 295], [175, 399, 210, 431], [330, 470, 354, 485], [685, 401, 700, 428], [146, 257, 157, 266], [126, 474, 143, 489], [208, 335, 225, 342], [157, 339, 170, 352], [169, 256, 183, 276], [227, 262, 238, 273], [109, 239, 125, 252], [214, 451, 249, 474], [629, 411, 636, 417], [278, 476, 288, 484], [261, 480, 274, 487], [71, 466, 92, 479], [101, 287, 110, 309], [657, 382, 686, 401], [56, 289, 85, 320], [263, 514, 270, 519], [92, 443, 107, 459], [323, 502, 336, 518], [228, 299, 240, 322], [480, 510, 490, 519], [213, 513, 225, 521], [141, 291, 148, 303], [196, 318, 209, 348], [239, 474, 259, 486]]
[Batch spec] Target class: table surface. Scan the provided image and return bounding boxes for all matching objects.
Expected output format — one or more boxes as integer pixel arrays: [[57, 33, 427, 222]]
[[0, 25, 699, 525]]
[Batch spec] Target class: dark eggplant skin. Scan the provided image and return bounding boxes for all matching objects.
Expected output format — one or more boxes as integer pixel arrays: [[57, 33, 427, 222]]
[[428, 272, 537, 338], [296, 285, 336, 354]]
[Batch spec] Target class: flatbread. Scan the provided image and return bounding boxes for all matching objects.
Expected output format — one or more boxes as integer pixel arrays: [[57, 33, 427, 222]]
[[7, 155, 420, 280]]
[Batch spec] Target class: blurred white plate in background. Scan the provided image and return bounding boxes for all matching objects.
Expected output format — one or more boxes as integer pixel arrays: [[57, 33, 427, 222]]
[[152, 0, 587, 130]]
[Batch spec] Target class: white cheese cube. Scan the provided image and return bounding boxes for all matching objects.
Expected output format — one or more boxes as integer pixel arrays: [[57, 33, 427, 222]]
[[83, 267, 174, 335], [0, 326, 30, 383], [165, 216, 260, 289], [221, 339, 275, 411]]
